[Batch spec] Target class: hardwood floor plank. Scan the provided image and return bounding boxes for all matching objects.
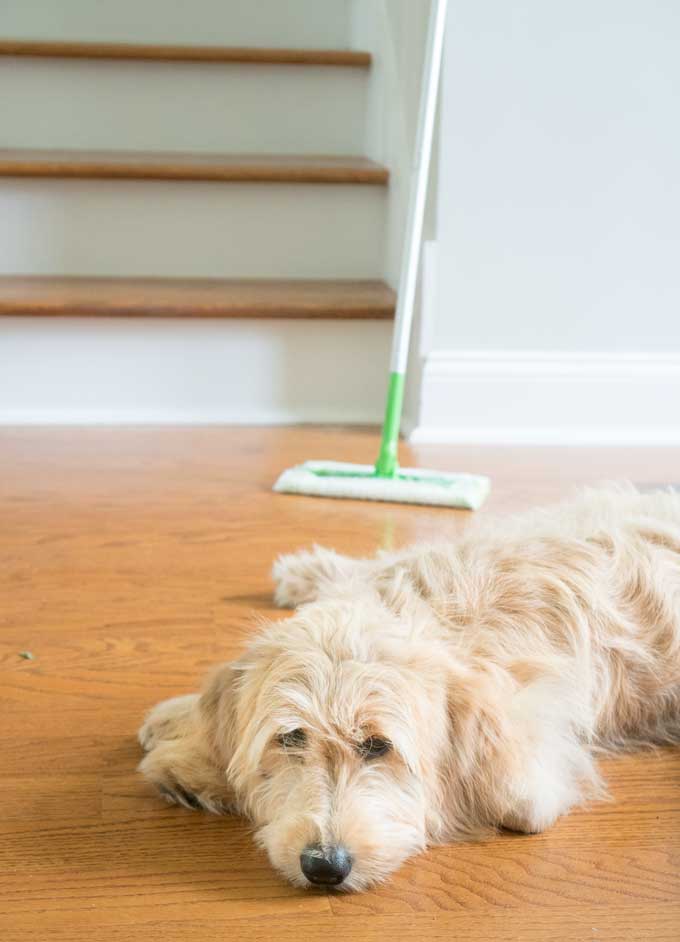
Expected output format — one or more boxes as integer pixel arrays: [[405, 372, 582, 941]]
[[3, 908, 680, 942], [0, 775, 102, 823]]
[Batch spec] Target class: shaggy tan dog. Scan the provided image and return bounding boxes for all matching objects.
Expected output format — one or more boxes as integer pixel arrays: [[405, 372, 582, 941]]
[[138, 486, 680, 890]]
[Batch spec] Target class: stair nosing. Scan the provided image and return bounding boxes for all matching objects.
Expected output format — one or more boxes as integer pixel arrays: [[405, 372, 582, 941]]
[[0, 276, 396, 320], [0, 38, 371, 68], [0, 149, 389, 185]]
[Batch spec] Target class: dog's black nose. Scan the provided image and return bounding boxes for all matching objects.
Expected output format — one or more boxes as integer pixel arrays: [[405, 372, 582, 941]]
[[300, 844, 352, 886]]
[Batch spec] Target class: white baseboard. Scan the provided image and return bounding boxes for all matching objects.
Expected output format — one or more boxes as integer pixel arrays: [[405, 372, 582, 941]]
[[408, 351, 680, 445]]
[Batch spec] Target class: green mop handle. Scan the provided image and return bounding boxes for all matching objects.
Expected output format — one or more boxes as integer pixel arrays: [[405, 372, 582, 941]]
[[375, 0, 449, 478]]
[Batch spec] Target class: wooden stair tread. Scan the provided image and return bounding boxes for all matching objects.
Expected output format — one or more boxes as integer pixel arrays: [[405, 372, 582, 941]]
[[0, 38, 371, 68], [0, 149, 389, 184], [0, 276, 396, 320]]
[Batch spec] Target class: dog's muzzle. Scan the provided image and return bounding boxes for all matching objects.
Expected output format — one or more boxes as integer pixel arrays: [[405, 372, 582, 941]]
[[300, 843, 352, 886]]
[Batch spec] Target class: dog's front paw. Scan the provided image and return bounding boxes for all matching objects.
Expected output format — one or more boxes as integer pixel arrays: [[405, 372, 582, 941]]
[[156, 779, 227, 814], [139, 744, 231, 816], [138, 694, 199, 752], [158, 781, 204, 810]]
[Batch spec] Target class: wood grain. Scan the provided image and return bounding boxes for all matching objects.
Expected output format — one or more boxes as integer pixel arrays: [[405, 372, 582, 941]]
[[0, 428, 678, 941], [4, 909, 680, 942], [0, 39, 372, 67], [0, 276, 395, 320], [0, 149, 389, 184]]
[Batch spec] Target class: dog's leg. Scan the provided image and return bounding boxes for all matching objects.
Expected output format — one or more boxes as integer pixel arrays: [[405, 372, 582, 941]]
[[496, 680, 602, 834], [138, 694, 235, 814], [499, 737, 601, 834], [445, 667, 602, 836], [272, 545, 373, 607]]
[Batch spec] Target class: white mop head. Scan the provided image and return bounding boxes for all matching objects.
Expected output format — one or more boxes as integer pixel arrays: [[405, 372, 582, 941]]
[[274, 461, 490, 510]]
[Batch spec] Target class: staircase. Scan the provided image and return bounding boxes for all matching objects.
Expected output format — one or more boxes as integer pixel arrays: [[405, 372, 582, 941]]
[[0, 0, 398, 424]]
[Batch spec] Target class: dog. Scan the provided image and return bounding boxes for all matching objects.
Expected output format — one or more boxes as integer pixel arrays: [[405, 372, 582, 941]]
[[138, 485, 680, 891]]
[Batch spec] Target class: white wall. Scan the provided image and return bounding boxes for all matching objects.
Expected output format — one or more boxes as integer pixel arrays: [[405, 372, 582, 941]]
[[434, 0, 680, 352], [411, 0, 680, 443]]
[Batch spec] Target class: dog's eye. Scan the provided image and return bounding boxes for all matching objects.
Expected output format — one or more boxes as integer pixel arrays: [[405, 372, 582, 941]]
[[359, 736, 391, 760], [277, 728, 307, 750]]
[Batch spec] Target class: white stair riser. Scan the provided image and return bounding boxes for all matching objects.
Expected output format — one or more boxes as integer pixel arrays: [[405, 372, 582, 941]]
[[2, 59, 368, 155], [0, 181, 387, 278], [2, 0, 352, 48], [0, 317, 391, 425]]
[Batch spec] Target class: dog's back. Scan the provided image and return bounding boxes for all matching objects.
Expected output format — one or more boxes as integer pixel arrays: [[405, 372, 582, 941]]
[[382, 486, 680, 747], [465, 486, 680, 746]]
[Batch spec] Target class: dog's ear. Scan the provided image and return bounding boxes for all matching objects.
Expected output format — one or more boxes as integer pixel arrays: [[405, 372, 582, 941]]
[[446, 664, 508, 766], [198, 661, 244, 770], [442, 661, 522, 836]]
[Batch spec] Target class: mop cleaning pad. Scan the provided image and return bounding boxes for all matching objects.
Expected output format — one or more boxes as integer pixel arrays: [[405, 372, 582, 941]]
[[274, 460, 490, 510]]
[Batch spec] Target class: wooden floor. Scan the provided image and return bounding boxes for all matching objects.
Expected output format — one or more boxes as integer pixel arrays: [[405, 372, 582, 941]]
[[1, 427, 679, 942]]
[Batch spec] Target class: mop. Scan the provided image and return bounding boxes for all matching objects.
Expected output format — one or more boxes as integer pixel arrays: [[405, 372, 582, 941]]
[[274, 0, 489, 510]]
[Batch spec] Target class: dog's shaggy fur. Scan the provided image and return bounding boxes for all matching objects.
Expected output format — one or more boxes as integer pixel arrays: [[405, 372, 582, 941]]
[[139, 485, 680, 890]]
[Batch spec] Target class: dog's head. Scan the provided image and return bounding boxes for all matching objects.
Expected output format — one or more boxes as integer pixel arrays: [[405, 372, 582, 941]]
[[199, 597, 470, 890]]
